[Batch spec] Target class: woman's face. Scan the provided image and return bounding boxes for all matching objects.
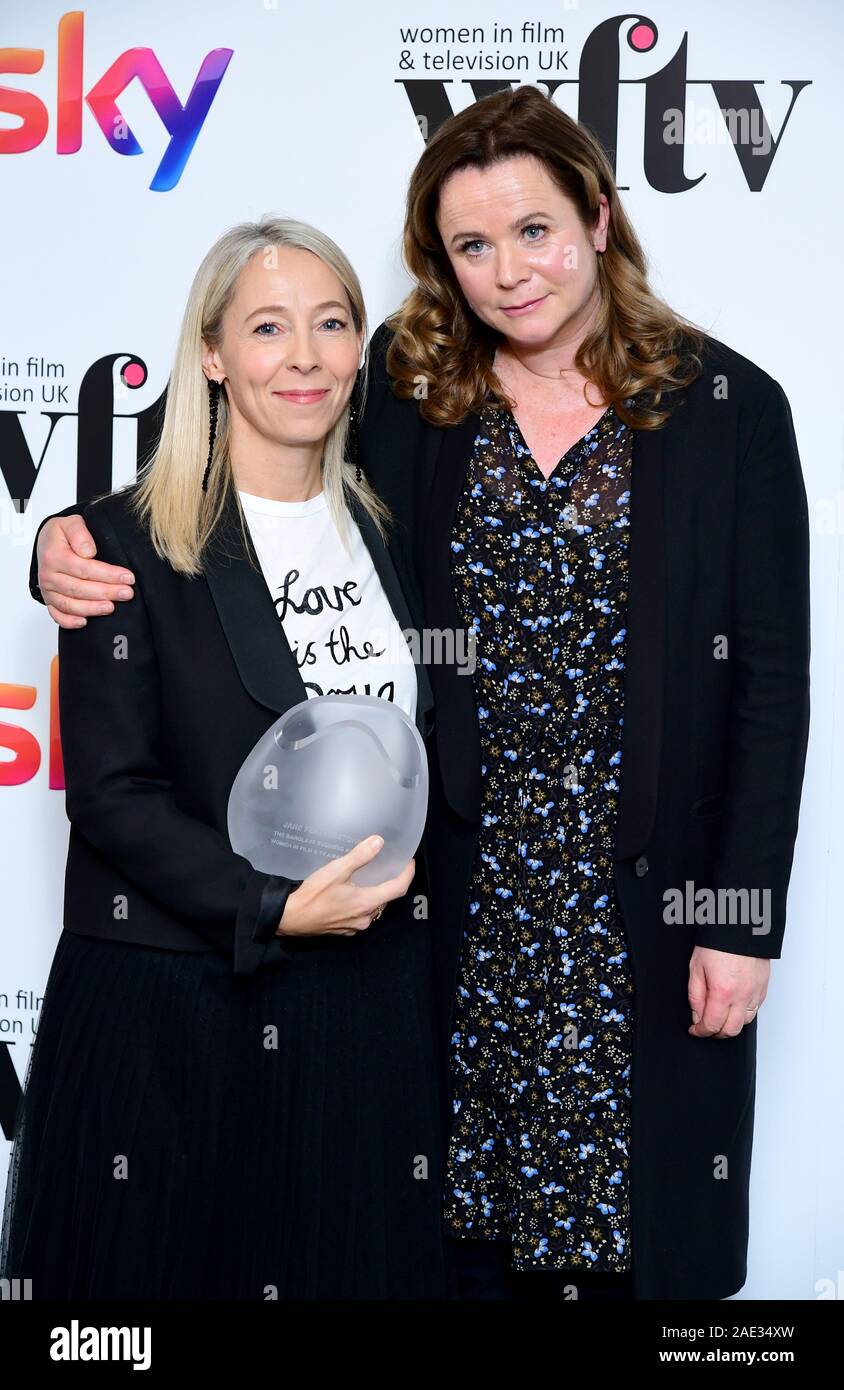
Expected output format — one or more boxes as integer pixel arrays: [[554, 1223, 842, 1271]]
[[203, 246, 362, 452], [435, 154, 609, 352]]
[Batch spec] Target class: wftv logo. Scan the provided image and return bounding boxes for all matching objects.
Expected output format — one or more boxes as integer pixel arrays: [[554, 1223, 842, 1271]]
[[0, 353, 160, 516], [399, 14, 811, 192], [0, 10, 233, 191]]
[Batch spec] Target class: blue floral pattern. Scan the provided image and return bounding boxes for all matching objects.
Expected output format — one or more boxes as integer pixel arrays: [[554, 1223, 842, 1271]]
[[442, 400, 636, 1272]]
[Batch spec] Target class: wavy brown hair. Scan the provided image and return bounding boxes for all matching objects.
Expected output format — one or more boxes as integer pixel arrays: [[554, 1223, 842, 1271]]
[[385, 85, 707, 430]]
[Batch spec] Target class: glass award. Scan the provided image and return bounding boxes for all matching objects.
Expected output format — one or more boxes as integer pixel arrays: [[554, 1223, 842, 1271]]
[[227, 693, 429, 887]]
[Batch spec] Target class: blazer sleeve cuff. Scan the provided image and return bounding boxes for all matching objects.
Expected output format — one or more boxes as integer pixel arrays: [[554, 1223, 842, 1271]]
[[233, 869, 303, 976], [30, 513, 51, 601]]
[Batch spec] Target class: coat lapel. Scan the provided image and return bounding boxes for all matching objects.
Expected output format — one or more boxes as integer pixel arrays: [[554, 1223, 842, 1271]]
[[422, 410, 485, 824], [613, 418, 666, 860], [351, 496, 434, 735], [203, 486, 433, 738], [421, 406, 667, 862]]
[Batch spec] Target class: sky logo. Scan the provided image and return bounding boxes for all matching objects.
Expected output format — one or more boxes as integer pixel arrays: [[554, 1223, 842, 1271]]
[[0, 10, 233, 190]]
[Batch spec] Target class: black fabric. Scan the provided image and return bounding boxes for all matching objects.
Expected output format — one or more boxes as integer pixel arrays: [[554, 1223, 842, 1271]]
[[446, 1235, 635, 1302], [0, 925, 448, 1299]]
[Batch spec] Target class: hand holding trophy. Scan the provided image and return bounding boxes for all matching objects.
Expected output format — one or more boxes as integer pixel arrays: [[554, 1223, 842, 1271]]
[[227, 694, 429, 935], [274, 834, 417, 938]]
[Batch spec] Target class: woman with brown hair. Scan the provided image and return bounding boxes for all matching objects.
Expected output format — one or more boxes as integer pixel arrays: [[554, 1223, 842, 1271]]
[[30, 85, 810, 1302]]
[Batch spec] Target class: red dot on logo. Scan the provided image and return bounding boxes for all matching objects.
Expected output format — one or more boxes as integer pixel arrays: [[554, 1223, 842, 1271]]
[[122, 362, 146, 388], [628, 22, 657, 52]]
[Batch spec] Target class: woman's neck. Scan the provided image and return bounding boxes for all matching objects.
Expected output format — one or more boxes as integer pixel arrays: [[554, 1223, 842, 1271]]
[[231, 440, 324, 503], [495, 343, 598, 410], [494, 285, 602, 403]]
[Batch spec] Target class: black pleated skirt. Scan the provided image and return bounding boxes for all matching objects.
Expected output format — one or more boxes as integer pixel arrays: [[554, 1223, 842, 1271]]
[[0, 912, 449, 1300]]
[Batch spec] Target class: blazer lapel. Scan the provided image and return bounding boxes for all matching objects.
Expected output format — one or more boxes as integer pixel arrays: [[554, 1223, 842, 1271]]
[[421, 406, 667, 862], [612, 418, 666, 860], [204, 486, 434, 738], [203, 488, 308, 717]]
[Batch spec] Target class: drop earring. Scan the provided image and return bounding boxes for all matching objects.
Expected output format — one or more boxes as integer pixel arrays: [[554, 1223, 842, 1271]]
[[201, 378, 222, 493], [348, 368, 364, 484]]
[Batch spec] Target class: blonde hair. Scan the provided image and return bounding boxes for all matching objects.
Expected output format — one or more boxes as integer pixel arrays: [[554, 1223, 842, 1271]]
[[128, 216, 389, 576], [386, 86, 706, 430]]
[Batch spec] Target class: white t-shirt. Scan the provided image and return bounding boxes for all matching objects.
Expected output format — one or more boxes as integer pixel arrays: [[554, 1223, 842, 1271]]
[[238, 489, 417, 721]]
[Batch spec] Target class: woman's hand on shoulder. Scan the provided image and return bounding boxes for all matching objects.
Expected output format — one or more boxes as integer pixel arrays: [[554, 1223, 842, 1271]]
[[37, 513, 135, 628]]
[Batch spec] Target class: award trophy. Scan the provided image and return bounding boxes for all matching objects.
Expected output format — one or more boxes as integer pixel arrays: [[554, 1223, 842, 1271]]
[[227, 693, 429, 887]]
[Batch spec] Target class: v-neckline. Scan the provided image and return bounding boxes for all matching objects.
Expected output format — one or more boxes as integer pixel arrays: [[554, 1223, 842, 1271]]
[[498, 402, 614, 483]]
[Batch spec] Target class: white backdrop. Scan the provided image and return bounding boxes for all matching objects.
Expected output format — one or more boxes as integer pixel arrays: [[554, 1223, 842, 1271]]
[[1, 0, 841, 1301]]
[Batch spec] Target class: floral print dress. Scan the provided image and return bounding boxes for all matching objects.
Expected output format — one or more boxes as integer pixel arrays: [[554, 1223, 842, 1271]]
[[442, 399, 636, 1273]]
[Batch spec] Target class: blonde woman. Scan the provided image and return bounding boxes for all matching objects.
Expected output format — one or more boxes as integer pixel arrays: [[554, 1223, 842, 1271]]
[[1, 219, 447, 1300]]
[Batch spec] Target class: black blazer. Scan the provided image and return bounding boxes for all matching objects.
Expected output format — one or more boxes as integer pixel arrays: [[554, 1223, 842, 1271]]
[[35, 483, 433, 975]]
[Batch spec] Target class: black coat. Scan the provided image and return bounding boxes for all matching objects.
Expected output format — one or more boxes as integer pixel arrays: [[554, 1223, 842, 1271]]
[[359, 321, 811, 1300], [42, 483, 434, 973]]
